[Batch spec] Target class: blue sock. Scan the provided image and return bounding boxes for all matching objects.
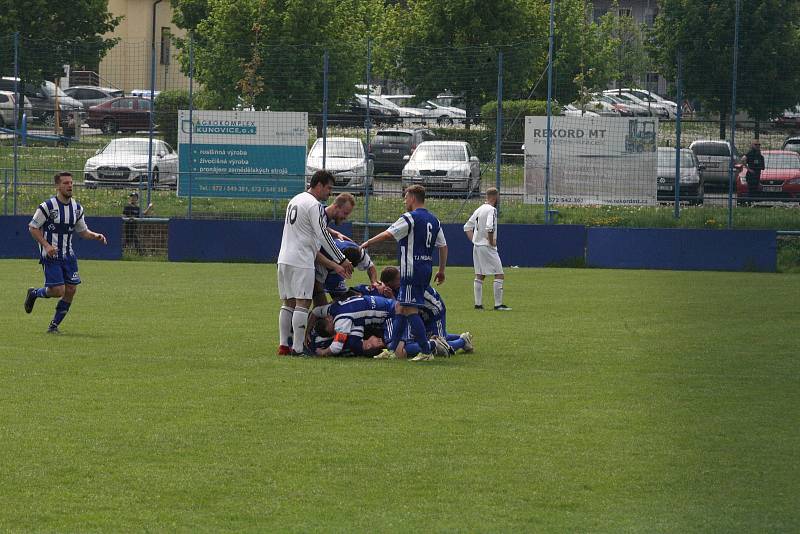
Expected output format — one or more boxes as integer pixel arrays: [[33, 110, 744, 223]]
[[446, 333, 460, 342], [404, 341, 421, 357], [408, 314, 430, 354], [389, 316, 407, 351], [35, 287, 49, 298], [448, 338, 465, 351], [50, 299, 71, 328]]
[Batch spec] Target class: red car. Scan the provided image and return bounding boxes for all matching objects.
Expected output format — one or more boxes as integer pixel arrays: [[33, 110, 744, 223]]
[[736, 150, 800, 203], [86, 96, 153, 134]]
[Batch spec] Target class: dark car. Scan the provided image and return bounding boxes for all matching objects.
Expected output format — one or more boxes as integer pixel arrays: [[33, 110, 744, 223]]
[[370, 128, 435, 176], [326, 95, 400, 128], [86, 96, 152, 134]]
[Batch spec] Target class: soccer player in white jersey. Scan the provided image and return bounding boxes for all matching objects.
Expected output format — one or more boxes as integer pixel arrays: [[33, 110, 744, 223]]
[[24, 172, 108, 333], [463, 187, 511, 311], [277, 170, 354, 355]]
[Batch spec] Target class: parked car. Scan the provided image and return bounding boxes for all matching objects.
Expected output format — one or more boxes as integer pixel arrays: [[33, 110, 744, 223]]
[[0, 77, 83, 127], [83, 137, 178, 189], [584, 98, 623, 116], [602, 90, 660, 117], [773, 106, 800, 128], [592, 94, 634, 116], [781, 136, 800, 155], [306, 136, 374, 191], [562, 104, 600, 117], [689, 140, 738, 188], [0, 90, 32, 127], [86, 96, 153, 134], [326, 95, 399, 128], [612, 88, 678, 116], [736, 150, 800, 203], [64, 86, 124, 109], [371, 95, 427, 125], [401, 140, 480, 196], [370, 128, 436, 176], [130, 89, 161, 99], [656, 147, 704, 204]]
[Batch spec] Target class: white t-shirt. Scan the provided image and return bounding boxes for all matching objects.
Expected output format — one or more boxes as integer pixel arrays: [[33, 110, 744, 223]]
[[277, 191, 345, 268], [463, 203, 497, 248]]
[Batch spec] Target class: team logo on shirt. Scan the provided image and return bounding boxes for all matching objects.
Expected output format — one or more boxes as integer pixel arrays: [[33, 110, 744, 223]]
[[49, 209, 59, 220]]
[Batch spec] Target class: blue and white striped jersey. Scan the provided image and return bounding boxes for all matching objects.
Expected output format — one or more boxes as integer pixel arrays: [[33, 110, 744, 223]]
[[387, 208, 446, 286], [312, 295, 396, 355], [29, 196, 88, 259], [317, 239, 374, 293]]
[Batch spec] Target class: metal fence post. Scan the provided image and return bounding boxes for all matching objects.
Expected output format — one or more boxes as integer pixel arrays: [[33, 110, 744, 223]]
[[3, 169, 8, 216], [322, 49, 328, 170], [544, 0, 555, 224], [495, 50, 503, 211], [12, 31, 19, 216], [363, 39, 372, 243], [728, 0, 741, 229], [674, 52, 683, 219], [188, 33, 194, 219], [147, 0, 162, 208]]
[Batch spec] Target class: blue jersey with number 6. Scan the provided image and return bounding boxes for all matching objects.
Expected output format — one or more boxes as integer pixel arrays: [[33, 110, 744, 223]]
[[387, 208, 446, 287]]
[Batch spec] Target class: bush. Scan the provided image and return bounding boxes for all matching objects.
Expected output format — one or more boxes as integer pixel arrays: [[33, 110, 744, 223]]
[[429, 127, 495, 162], [480, 100, 558, 142], [154, 90, 191, 147]]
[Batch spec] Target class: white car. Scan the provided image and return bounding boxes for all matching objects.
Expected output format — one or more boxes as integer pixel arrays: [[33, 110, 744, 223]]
[[602, 89, 673, 118], [563, 104, 600, 117], [401, 140, 480, 195], [306, 136, 373, 191], [0, 90, 32, 127], [617, 88, 678, 115], [84, 137, 178, 189], [371, 95, 427, 125]]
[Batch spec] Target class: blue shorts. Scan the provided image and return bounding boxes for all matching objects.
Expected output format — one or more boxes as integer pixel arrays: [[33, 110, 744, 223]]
[[397, 283, 425, 307], [425, 312, 446, 338], [42, 256, 81, 287]]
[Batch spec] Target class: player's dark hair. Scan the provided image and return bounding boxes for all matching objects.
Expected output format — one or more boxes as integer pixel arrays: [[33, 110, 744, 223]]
[[54, 171, 72, 184], [380, 266, 400, 285], [342, 246, 362, 265], [315, 320, 333, 338], [310, 170, 335, 188], [405, 184, 426, 203]]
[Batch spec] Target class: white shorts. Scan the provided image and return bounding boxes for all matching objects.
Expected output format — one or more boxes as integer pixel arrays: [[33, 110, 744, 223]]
[[473, 245, 504, 275], [277, 263, 315, 300]]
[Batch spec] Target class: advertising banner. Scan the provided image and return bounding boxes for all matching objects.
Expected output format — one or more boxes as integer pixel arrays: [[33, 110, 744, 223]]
[[524, 116, 657, 205], [178, 110, 307, 199]]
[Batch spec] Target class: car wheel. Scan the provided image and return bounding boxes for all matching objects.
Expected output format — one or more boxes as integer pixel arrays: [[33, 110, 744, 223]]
[[101, 118, 117, 134], [41, 112, 55, 128], [437, 116, 453, 126]]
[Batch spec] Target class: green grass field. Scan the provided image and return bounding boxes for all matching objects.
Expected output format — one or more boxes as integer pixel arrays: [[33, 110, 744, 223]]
[[1, 260, 798, 531]]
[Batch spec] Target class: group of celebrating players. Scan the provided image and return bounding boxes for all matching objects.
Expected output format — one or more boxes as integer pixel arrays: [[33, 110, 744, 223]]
[[276, 169, 509, 361], [22, 169, 509, 355]]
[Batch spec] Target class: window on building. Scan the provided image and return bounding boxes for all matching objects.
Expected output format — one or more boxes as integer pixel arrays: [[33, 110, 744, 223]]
[[160, 27, 171, 65], [618, 8, 632, 17]]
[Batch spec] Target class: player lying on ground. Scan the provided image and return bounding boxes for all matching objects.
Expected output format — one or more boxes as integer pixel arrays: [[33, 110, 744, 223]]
[[305, 294, 398, 357]]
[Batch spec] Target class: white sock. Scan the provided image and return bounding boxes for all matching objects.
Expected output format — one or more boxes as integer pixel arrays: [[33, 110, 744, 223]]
[[279, 306, 294, 346], [474, 279, 483, 306], [493, 279, 504, 307], [291, 307, 309, 353]]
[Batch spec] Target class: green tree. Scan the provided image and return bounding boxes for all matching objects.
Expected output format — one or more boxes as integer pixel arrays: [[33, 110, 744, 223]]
[[598, 4, 651, 90], [171, 0, 384, 113], [655, 0, 800, 137], [391, 0, 548, 126], [0, 1, 121, 84]]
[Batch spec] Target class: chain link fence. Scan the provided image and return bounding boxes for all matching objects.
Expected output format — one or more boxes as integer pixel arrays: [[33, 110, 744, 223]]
[[1, 34, 799, 259]]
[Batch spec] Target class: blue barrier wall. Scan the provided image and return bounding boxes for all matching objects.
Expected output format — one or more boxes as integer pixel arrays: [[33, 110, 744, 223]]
[[441, 224, 586, 267], [0, 216, 122, 260], [586, 228, 776, 272], [168, 220, 352, 262]]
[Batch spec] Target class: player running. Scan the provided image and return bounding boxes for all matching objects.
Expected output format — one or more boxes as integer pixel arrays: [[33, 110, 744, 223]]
[[24, 171, 107, 333]]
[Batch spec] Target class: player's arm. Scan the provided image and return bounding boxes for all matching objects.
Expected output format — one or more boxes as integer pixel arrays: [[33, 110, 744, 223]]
[[360, 229, 394, 250], [328, 228, 352, 242], [434, 227, 448, 285], [486, 209, 497, 247], [28, 225, 56, 258], [78, 229, 107, 245], [143, 203, 154, 216], [313, 204, 352, 276], [367, 264, 379, 286]]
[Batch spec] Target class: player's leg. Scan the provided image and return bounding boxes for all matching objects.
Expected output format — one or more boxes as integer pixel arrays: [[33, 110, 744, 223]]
[[291, 297, 312, 355], [486, 248, 511, 311], [26, 260, 65, 314], [48, 257, 81, 333], [276, 264, 295, 355], [473, 246, 485, 309]]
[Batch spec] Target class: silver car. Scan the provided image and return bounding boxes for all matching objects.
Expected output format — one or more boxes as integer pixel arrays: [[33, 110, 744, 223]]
[[401, 140, 481, 196], [689, 140, 738, 188], [656, 147, 704, 204], [84, 137, 179, 189], [306, 137, 374, 191], [0, 90, 32, 127], [64, 86, 124, 109]]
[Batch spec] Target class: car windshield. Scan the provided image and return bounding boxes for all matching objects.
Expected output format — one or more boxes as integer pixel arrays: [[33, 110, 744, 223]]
[[310, 140, 363, 158], [658, 149, 695, 168], [693, 143, 730, 157], [42, 81, 68, 98], [374, 132, 412, 145], [765, 153, 800, 169], [102, 139, 155, 155], [413, 145, 466, 162]]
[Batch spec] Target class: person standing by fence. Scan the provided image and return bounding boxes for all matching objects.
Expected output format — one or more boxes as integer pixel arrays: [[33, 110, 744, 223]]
[[741, 140, 765, 201], [122, 192, 153, 255]]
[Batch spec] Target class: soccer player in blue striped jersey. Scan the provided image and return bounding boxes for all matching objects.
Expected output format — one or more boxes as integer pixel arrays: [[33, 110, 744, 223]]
[[24, 172, 107, 333], [307, 294, 396, 356], [315, 238, 378, 303], [360, 185, 447, 361]]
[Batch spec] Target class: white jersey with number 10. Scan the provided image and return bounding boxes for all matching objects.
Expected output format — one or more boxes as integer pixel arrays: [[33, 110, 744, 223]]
[[277, 191, 344, 268]]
